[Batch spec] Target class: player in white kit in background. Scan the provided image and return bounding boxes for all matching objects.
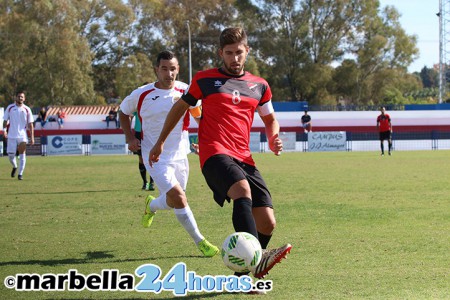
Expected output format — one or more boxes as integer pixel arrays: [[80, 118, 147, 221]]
[[3, 91, 35, 180]]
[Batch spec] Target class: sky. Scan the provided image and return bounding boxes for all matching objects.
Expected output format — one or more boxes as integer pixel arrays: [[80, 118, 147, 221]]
[[379, 0, 440, 73]]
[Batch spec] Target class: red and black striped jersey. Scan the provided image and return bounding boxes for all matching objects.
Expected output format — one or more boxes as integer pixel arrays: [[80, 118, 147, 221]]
[[182, 68, 272, 168]]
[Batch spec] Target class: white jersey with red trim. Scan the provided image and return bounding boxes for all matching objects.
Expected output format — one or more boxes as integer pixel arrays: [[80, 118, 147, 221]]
[[120, 81, 191, 162], [3, 103, 34, 139]]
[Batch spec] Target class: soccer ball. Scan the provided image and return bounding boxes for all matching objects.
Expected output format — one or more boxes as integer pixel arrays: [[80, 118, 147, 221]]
[[221, 232, 262, 273]]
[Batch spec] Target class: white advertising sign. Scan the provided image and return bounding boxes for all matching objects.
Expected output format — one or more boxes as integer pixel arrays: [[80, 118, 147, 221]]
[[308, 131, 347, 152], [91, 134, 127, 155], [47, 135, 83, 155], [278, 132, 296, 151]]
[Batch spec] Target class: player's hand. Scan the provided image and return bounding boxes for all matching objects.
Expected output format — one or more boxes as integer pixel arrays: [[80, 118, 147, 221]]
[[191, 143, 200, 155], [269, 133, 283, 156], [30, 137, 35, 145], [127, 136, 140, 152], [149, 143, 163, 168]]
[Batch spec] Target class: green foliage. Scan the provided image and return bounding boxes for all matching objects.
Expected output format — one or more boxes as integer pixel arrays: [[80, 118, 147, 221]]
[[0, 0, 437, 107], [0, 152, 449, 299]]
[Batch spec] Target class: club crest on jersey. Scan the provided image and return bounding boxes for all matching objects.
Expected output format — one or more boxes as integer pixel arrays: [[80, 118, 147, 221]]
[[247, 82, 258, 92]]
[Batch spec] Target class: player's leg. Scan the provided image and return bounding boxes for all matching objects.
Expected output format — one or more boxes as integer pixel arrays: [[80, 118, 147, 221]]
[[245, 165, 292, 279], [7, 138, 18, 177], [253, 207, 276, 248], [172, 158, 218, 256], [202, 155, 258, 238], [17, 141, 27, 180], [379, 132, 384, 155], [388, 133, 392, 155], [251, 205, 292, 279], [138, 153, 148, 190]]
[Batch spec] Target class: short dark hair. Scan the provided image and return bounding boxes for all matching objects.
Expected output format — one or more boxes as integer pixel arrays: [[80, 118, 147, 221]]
[[156, 50, 176, 66], [219, 27, 248, 49], [16, 90, 26, 96]]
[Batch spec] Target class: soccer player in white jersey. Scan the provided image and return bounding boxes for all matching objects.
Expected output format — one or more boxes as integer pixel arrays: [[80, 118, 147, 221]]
[[119, 50, 219, 257], [3, 91, 35, 180]]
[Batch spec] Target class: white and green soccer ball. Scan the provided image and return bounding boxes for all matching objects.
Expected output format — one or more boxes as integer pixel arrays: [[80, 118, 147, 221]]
[[221, 232, 262, 273]]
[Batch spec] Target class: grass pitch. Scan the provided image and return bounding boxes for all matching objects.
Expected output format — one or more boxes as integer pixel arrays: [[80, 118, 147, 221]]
[[0, 151, 449, 299]]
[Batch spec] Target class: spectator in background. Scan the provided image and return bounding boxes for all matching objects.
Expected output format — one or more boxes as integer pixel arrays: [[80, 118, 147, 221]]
[[34, 106, 48, 129], [57, 107, 66, 129], [106, 107, 118, 128], [301, 110, 312, 133], [376, 106, 393, 156]]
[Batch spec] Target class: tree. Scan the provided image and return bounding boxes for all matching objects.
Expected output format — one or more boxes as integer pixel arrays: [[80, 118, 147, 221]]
[[419, 66, 439, 88], [352, 3, 419, 104], [0, 0, 95, 106]]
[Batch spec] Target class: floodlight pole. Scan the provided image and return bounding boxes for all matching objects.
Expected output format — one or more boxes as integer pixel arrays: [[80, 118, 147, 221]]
[[186, 21, 192, 82], [439, 0, 444, 103]]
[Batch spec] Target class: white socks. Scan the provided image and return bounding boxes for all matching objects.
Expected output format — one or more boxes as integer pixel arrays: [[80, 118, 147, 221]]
[[149, 194, 170, 212], [174, 206, 204, 245], [19, 154, 26, 175], [8, 153, 17, 168], [148, 194, 204, 245]]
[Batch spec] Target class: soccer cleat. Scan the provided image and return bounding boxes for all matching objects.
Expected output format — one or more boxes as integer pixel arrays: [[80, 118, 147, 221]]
[[18, 175, 23, 180], [250, 244, 292, 279], [11, 167, 17, 178], [198, 239, 219, 257], [142, 182, 148, 190], [141, 195, 155, 228], [148, 182, 155, 191], [388, 151, 391, 156], [381, 153, 384, 156]]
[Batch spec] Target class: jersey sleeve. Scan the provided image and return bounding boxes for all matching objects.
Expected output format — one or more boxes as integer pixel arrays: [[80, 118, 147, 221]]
[[181, 74, 202, 107], [257, 100, 274, 117], [120, 90, 139, 116], [27, 107, 34, 123], [3, 105, 11, 121], [259, 81, 272, 106]]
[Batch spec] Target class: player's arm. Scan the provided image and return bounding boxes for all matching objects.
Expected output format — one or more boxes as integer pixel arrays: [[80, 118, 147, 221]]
[[28, 121, 34, 145], [258, 101, 282, 156], [2, 120, 8, 138], [149, 99, 190, 165], [119, 111, 140, 152]]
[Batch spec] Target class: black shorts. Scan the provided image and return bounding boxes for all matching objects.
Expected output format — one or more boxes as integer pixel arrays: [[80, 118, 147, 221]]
[[133, 131, 142, 156], [202, 154, 273, 208], [379, 131, 391, 141]]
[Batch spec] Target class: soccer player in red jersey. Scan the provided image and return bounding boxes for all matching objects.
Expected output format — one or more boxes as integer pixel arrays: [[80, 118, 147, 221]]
[[149, 27, 292, 279], [376, 106, 393, 156]]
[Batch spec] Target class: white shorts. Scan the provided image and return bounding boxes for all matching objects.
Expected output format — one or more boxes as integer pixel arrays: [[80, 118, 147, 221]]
[[144, 157, 189, 194], [7, 137, 28, 154]]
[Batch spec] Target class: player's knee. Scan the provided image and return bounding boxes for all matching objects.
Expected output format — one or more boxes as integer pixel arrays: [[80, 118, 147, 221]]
[[228, 180, 252, 199], [258, 219, 276, 235]]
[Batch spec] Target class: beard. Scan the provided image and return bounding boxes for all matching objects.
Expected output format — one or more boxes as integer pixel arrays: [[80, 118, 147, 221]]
[[222, 61, 244, 75]]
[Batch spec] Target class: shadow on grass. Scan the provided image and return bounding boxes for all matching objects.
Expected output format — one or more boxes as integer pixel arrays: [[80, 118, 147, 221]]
[[2, 189, 126, 196], [0, 251, 210, 267], [75, 293, 228, 299]]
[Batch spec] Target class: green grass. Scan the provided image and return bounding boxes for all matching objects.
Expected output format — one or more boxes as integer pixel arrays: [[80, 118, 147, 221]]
[[0, 151, 449, 299]]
